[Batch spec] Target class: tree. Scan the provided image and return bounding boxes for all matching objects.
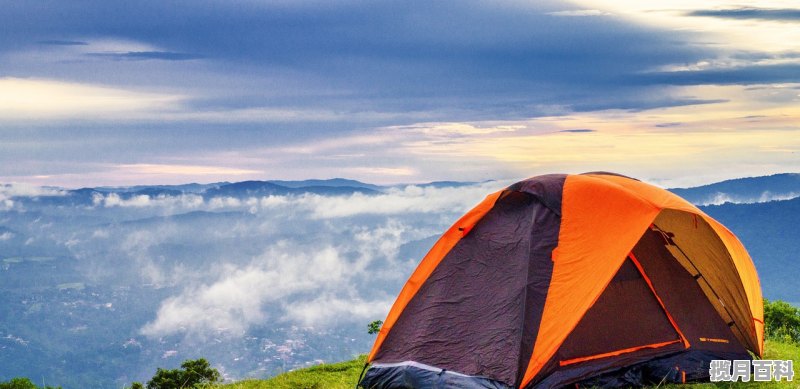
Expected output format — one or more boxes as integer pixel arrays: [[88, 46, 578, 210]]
[[764, 299, 800, 344], [145, 358, 220, 389], [0, 378, 36, 389], [0, 378, 60, 389], [367, 320, 383, 335]]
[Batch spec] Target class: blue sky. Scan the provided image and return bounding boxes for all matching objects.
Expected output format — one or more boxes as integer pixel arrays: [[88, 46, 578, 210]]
[[1, 0, 798, 187]]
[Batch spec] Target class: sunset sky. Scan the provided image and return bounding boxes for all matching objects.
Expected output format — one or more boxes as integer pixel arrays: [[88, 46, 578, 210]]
[[1, 0, 798, 187]]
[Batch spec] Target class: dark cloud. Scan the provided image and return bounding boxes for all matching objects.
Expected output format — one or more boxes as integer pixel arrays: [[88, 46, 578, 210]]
[[688, 7, 800, 21], [571, 97, 728, 113], [86, 51, 204, 61], [1, 1, 788, 183], [636, 64, 800, 86], [559, 129, 595, 133], [655, 122, 682, 128], [37, 40, 88, 46], [0, 0, 707, 117]]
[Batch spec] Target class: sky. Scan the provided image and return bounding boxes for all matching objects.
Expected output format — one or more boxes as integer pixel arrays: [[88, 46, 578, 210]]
[[1, 0, 799, 188]]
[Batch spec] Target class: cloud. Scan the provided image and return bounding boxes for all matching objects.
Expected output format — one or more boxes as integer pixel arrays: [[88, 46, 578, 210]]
[[655, 122, 682, 128], [0, 0, 707, 123], [283, 295, 393, 327], [116, 164, 261, 177], [687, 8, 800, 22], [638, 64, 800, 86], [559, 129, 595, 133], [272, 181, 505, 219], [547, 9, 611, 17], [0, 183, 66, 197], [86, 51, 204, 61], [128, 183, 499, 338], [93, 192, 204, 209], [139, 241, 392, 337], [37, 40, 88, 46], [0, 78, 184, 119], [696, 191, 800, 206]]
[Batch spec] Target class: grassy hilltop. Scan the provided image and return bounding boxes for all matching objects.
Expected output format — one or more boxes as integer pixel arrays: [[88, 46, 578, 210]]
[[211, 340, 798, 389]]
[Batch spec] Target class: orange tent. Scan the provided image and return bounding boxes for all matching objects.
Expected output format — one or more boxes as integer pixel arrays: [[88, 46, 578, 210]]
[[360, 173, 763, 389]]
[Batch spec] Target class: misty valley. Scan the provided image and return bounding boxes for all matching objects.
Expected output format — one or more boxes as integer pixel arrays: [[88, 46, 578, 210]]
[[1, 175, 799, 388]]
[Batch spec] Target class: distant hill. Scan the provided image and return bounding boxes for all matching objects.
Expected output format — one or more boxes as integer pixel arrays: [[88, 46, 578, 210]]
[[203, 181, 379, 198], [670, 173, 800, 205], [267, 178, 382, 191]]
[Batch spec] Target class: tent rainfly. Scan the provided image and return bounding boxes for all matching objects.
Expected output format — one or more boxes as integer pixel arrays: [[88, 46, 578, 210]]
[[359, 172, 763, 389]]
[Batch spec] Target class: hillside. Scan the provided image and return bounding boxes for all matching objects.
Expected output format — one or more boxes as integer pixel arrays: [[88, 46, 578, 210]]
[[213, 340, 799, 388], [670, 173, 800, 205]]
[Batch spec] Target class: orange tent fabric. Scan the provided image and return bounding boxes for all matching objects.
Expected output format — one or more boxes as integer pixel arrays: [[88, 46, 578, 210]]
[[362, 173, 763, 389]]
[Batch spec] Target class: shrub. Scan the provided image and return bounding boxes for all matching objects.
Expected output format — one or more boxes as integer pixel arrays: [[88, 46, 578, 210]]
[[764, 299, 800, 344], [0, 378, 59, 389], [145, 358, 220, 389], [367, 320, 383, 335]]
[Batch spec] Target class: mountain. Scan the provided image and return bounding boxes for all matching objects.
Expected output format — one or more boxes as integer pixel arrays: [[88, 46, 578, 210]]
[[95, 183, 220, 194], [267, 178, 382, 191], [203, 180, 379, 198], [670, 173, 800, 205]]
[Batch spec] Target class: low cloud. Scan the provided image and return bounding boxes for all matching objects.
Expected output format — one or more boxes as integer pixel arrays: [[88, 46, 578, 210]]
[[286, 182, 505, 219], [5, 180, 506, 340], [698, 191, 800, 206], [93, 192, 204, 209], [140, 240, 395, 337], [687, 8, 800, 22], [86, 51, 204, 61], [1, 183, 66, 197]]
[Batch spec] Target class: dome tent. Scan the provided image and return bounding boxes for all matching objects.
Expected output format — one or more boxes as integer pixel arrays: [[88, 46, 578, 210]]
[[359, 173, 763, 389]]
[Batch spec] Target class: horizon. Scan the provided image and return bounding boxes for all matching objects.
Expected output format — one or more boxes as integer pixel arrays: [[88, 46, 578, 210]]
[[2, 171, 800, 192]]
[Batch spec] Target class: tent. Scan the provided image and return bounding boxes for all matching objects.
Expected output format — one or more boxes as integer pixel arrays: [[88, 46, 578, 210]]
[[359, 173, 763, 388]]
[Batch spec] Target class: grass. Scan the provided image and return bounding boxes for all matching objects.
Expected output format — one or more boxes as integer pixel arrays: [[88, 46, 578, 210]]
[[213, 340, 797, 389], [213, 355, 367, 389]]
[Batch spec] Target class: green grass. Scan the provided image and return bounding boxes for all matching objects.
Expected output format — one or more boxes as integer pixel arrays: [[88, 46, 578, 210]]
[[213, 355, 367, 389], [213, 340, 798, 389]]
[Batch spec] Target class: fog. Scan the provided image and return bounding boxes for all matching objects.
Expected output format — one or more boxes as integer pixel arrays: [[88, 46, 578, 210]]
[[0, 180, 507, 386]]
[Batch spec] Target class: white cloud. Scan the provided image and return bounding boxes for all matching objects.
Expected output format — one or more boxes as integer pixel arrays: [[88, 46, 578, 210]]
[[138, 210, 429, 337], [140, 243, 354, 337], [96, 192, 204, 209], [0, 183, 67, 211], [116, 164, 261, 176], [699, 191, 800, 206], [250, 181, 507, 219], [0, 77, 184, 120], [0, 232, 14, 241], [547, 9, 611, 17], [283, 295, 393, 327], [0, 183, 66, 197]]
